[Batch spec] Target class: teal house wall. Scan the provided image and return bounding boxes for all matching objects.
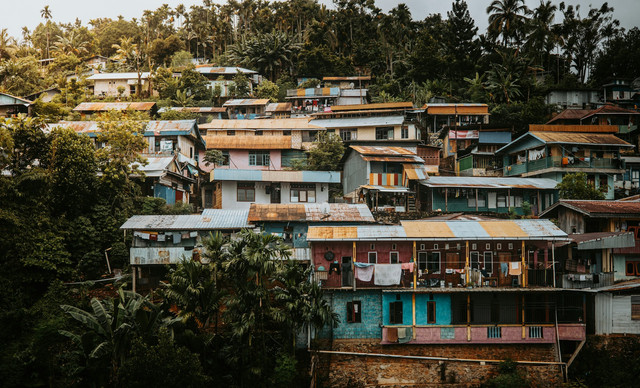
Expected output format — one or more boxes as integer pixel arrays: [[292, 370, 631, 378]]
[[429, 188, 558, 215], [382, 292, 452, 325], [318, 289, 382, 339]]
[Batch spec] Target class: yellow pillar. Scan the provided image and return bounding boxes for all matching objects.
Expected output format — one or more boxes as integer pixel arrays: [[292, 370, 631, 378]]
[[412, 292, 416, 339], [465, 241, 470, 284], [413, 241, 417, 290], [352, 241, 357, 291], [521, 295, 526, 339], [521, 240, 526, 288]]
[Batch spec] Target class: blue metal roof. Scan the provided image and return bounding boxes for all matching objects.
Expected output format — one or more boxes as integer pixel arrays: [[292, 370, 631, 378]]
[[478, 131, 512, 145]]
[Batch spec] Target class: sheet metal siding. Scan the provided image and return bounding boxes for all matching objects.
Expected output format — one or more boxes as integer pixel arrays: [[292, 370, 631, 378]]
[[130, 247, 192, 265], [344, 152, 369, 194], [612, 295, 640, 334], [201, 118, 320, 130], [309, 116, 405, 129], [421, 176, 559, 189], [595, 293, 612, 334], [497, 133, 546, 155], [478, 131, 512, 144]]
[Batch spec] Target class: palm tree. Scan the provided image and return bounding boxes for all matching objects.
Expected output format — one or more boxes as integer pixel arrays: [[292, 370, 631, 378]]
[[40, 5, 52, 58], [0, 29, 17, 61], [53, 30, 89, 57], [524, 1, 558, 69], [486, 0, 529, 47], [486, 63, 523, 104]]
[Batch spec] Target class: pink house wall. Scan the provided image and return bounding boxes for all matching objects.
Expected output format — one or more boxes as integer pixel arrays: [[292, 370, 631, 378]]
[[198, 149, 283, 172], [382, 326, 557, 345], [557, 323, 586, 341]]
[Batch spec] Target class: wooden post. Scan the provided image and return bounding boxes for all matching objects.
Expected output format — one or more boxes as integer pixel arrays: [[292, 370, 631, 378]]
[[522, 295, 526, 339], [467, 293, 471, 341], [352, 241, 357, 291], [132, 265, 136, 293], [521, 240, 526, 287], [413, 241, 417, 290], [552, 242, 556, 288], [465, 241, 470, 284], [508, 189, 511, 208], [445, 188, 448, 212], [475, 189, 478, 211]]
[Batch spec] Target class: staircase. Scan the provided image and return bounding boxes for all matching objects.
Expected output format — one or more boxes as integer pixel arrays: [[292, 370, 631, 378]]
[[407, 195, 417, 212]]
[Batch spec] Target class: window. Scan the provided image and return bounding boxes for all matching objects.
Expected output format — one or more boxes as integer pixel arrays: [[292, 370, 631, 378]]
[[227, 130, 236, 136], [392, 243, 397, 250], [470, 252, 480, 269], [368, 252, 377, 264], [376, 126, 393, 140], [390, 252, 399, 264], [370, 244, 376, 250], [420, 244, 426, 250], [472, 243, 477, 250], [340, 129, 352, 141], [221, 151, 230, 166], [497, 195, 507, 208], [255, 130, 263, 136], [237, 182, 255, 202], [401, 126, 409, 139], [249, 151, 270, 166], [427, 301, 436, 324], [485, 243, 491, 250], [427, 252, 441, 273], [445, 243, 450, 250], [347, 301, 362, 323], [418, 252, 428, 271], [487, 326, 502, 338], [283, 130, 291, 136], [456, 243, 460, 250], [632, 296, 640, 321], [390, 301, 403, 324], [433, 244, 439, 250], [290, 184, 316, 203], [529, 326, 543, 338], [633, 170, 640, 183], [497, 243, 502, 250], [599, 175, 609, 192], [626, 261, 640, 276], [508, 243, 513, 250], [484, 252, 493, 274]]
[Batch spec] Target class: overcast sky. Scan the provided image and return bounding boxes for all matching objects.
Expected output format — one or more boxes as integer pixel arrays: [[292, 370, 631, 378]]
[[4, 0, 639, 41]]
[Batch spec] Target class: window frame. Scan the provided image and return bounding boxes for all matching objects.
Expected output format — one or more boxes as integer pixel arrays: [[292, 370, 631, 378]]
[[390, 251, 399, 264], [347, 301, 362, 323], [427, 252, 441, 273], [368, 252, 377, 264], [427, 301, 436, 324], [418, 251, 428, 271], [290, 183, 316, 203], [389, 301, 403, 324], [470, 251, 480, 270], [249, 151, 270, 166], [237, 182, 256, 202], [632, 296, 640, 321], [484, 252, 493, 274]]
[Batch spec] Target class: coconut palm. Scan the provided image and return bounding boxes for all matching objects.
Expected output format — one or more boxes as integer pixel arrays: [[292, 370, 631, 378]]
[[40, 5, 52, 58], [0, 29, 17, 60], [486, 0, 529, 47], [52, 30, 89, 57]]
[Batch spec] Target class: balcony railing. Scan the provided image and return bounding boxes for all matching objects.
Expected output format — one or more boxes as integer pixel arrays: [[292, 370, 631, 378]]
[[561, 272, 614, 289], [381, 324, 560, 345], [504, 156, 623, 176]]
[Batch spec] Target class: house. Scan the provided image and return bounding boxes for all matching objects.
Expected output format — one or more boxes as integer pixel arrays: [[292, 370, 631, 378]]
[[422, 103, 490, 133], [498, 125, 633, 199], [602, 79, 640, 109], [265, 102, 292, 119], [0, 93, 32, 117], [309, 102, 420, 148], [246, 203, 374, 260], [416, 145, 440, 174], [120, 209, 252, 292], [133, 153, 198, 205], [87, 72, 153, 97], [222, 99, 270, 119], [53, 119, 205, 162], [308, 219, 584, 387], [84, 55, 115, 70], [25, 87, 61, 103], [286, 86, 341, 113], [593, 280, 640, 335], [615, 156, 640, 197], [193, 65, 260, 97], [342, 146, 429, 212], [416, 176, 559, 215], [539, 200, 640, 282], [72, 102, 158, 119], [456, 130, 512, 176], [545, 88, 599, 110], [322, 75, 371, 90]]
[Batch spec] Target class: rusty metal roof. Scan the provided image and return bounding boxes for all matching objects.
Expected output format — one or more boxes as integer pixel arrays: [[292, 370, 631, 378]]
[[248, 203, 374, 223], [73, 102, 156, 112], [307, 219, 568, 241], [322, 76, 371, 81], [362, 156, 420, 163], [201, 118, 321, 130], [419, 176, 558, 190], [204, 135, 292, 149], [50, 120, 200, 139], [330, 102, 413, 111], [222, 99, 270, 106], [266, 102, 292, 112], [529, 124, 619, 133], [168, 107, 227, 113], [310, 115, 405, 128], [582, 103, 640, 119], [546, 109, 592, 124], [88, 72, 151, 80], [540, 199, 640, 218], [351, 146, 416, 156], [120, 210, 252, 231], [194, 66, 257, 74], [424, 103, 489, 115], [530, 131, 632, 146]]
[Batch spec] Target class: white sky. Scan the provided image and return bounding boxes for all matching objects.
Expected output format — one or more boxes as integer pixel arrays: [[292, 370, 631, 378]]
[[4, 0, 639, 41]]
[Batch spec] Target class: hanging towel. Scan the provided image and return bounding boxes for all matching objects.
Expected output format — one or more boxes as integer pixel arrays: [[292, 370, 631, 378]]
[[157, 234, 166, 242], [190, 231, 198, 238], [401, 262, 415, 272], [356, 265, 374, 282], [354, 262, 374, 268], [173, 232, 181, 244], [374, 264, 402, 286], [501, 263, 509, 276], [509, 262, 522, 276], [387, 327, 399, 342], [398, 327, 413, 344], [140, 233, 150, 240]]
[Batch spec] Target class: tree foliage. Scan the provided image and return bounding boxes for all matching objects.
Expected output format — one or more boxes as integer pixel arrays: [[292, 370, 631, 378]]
[[556, 172, 606, 200]]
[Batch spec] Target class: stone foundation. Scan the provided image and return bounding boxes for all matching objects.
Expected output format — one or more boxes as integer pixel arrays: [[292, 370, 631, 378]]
[[315, 339, 563, 387]]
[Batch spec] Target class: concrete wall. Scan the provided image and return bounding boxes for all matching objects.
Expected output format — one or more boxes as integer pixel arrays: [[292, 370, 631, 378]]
[[213, 150, 282, 170], [220, 181, 329, 209], [317, 289, 382, 339]]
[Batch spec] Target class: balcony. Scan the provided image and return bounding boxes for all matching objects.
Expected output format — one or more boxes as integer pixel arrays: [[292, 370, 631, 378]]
[[504, 156, 623, 176], [561, 272, 614, 289], [381, 325, 558, 345]]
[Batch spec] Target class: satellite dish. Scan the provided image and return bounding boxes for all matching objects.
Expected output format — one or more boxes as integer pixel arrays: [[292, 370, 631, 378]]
[[324, 251, 335, 261]]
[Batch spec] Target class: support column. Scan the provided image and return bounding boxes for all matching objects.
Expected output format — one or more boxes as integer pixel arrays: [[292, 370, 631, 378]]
[[467, 293, 471, 341], [521, 241, 526, 287], [522, 295, 526, 339], [132, 265, 136, 293], [552, 242, 556, 288], [412, 292, 416, 339], [465, 241, 470, 284], [445, 188, 448, 212], [475, 189, 479, 211], [352, 241, 356, 291], [413, 241, 417, 290]]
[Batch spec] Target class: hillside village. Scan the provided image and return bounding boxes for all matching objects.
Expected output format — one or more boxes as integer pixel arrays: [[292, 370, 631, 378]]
[[2, 1, 640, 387]]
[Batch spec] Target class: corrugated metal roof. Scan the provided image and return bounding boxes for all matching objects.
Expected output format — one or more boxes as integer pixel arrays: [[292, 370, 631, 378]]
[[403, 164, 430, 181], [88, 72, 150, 80], [419, 176, 559, 189], [266, 102, 292, 112], [307, 219, 568, 241], [204, 135, 292, 149], [540, 199, 640, 218], [201, 118, 320, 130], [362, 156, 420, 162], [0, 92, 33, 105], [546, 109, 591, 124], [330, 102, 413, 111], [50, 120, 199, 138], [73, 102, 156, 112], [134, 156, 175, 177], [322, 76, 371, 81], [478, 131, 511, 144], [168, 107, 227, 113], [121, 210, 252, 230], [360, 185, 410, 192], [529, 131, 632, 146], [248, 203, 374, 223], [351, 145, 416, 156], [424, 103, 489, 115], [194, 66, 257, 74], [211, 169, 340, 183], [223, 99, 270, 106], [529, 124, 618, 133], [310, 115, 405, 128], [570, 231, 636, 250], [582, 103, 640, 119]]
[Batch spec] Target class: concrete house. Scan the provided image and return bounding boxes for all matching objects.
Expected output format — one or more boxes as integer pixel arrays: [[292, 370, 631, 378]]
[[223, 99, 269, 119], [193, 65, 260, 97], [88, 72, 153, 97], [456, 130, 512, 176]]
